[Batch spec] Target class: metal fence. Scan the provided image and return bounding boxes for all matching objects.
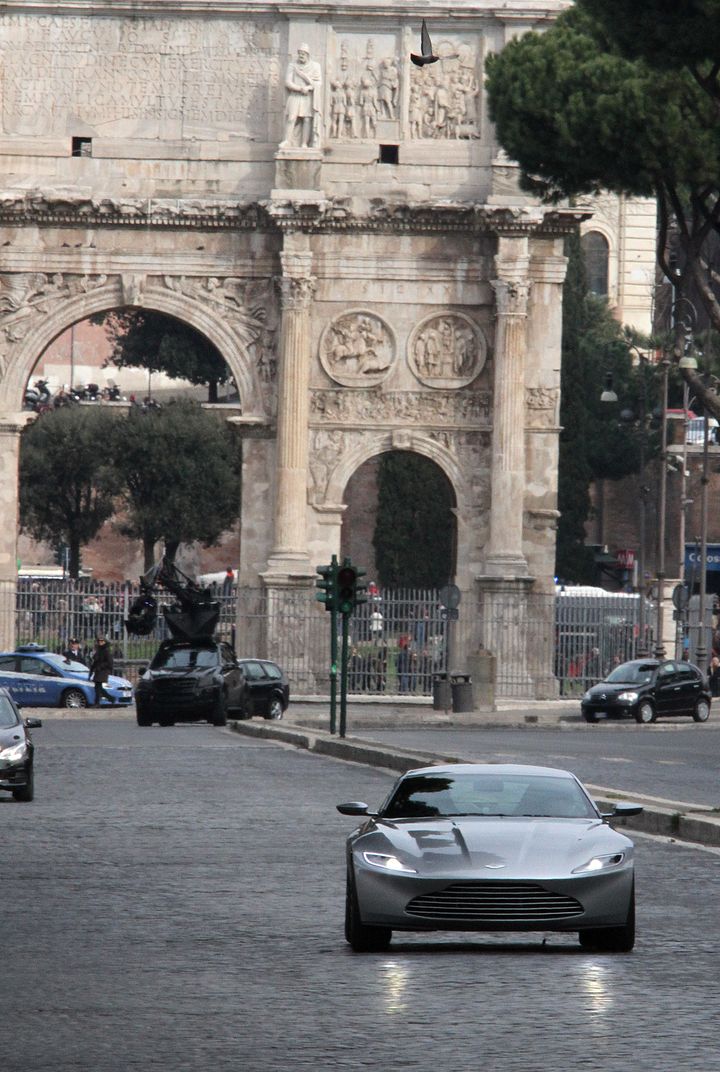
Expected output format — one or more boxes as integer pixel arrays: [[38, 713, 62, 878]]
[[7, 577, 654, 699]]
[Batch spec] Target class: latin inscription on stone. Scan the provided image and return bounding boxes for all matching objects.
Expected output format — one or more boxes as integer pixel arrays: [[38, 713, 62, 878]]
[[0, 15, 280, 139]]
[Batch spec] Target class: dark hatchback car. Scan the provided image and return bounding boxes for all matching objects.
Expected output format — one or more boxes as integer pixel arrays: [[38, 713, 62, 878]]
[[0, 687, 42, 802], [135, 639, 245, 727], [581, 659, 711, 725], [236, 659, 290, 721]]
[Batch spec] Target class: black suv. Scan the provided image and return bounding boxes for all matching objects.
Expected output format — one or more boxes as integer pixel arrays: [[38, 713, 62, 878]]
[[135, 639, 245, 727]]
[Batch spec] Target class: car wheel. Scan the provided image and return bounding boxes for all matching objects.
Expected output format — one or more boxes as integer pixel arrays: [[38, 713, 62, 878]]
[[211, 692, 228, 727], [12, 767, 34, 803], [579, 884, 635, 953], [345, 868, 392, 953], [582, 709, 598, 724], [635, 700, 656, 724], [265, 696, 284, 721], [61, 688, 88, 709], [136, 705, 152, 727], [693, 699, 711, 723]]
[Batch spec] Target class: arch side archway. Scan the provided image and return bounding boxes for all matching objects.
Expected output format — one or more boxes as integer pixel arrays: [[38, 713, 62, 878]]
[[0, 278, 268, 416]]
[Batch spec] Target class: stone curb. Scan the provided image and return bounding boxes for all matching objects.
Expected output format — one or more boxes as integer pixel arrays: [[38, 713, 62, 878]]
[[229, 719, 720, 848]]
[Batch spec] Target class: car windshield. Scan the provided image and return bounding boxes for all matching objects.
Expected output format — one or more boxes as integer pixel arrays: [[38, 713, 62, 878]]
[[150, 646, 218, 670], [0, 694, 19, 728], [382, 772, 597, 820], [46, 653, 88, 674], [605, 662, 656, 685]]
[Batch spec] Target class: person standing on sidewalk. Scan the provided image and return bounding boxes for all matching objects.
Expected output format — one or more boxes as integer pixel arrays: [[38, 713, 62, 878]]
[[89, 635, 114, 707]]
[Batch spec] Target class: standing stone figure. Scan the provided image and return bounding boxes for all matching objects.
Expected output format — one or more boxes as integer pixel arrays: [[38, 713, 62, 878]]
[[280, 44, 323, 149]]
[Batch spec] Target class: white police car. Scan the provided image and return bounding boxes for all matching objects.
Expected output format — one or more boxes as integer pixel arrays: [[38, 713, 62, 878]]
[[0, 644, 133, 708]]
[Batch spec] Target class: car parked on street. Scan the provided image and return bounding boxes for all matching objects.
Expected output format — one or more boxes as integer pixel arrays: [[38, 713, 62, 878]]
[[0, 687, 42, 801], [236, 658, 289, 721], [135, 640, 290, 727], [0, 644, 133, 709], [581, 658, 711, 724], [338, 763, 641, 953]]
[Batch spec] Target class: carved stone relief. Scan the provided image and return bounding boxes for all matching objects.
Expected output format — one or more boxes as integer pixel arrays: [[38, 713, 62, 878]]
[[319, 312, 395, 387], [526, 387, 560, 429], [309, 429, 346, 504], [0, 272, 110, 381], [409, 39, 480, 140], [408, 312, 486, 389], [310, 388, 491, 425], [329, 35, 400, 141], [162, 276, 276, 351]]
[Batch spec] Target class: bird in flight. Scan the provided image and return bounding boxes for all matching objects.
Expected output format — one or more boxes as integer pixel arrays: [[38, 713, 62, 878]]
[[411, 20, 439, 67]]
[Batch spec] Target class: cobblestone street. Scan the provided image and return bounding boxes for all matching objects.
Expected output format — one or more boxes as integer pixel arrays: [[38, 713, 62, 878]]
[[5, 718, 720, 1071]]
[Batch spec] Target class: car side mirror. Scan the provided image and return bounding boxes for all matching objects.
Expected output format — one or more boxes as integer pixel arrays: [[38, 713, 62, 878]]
[[137, 665, 148, 675], [337, 802, 372, 816], [24, 717, 42, 729], [600, 802, 643, 819]]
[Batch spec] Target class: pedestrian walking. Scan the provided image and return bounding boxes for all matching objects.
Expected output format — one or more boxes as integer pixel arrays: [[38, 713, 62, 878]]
[[89, 634, 114, 707]]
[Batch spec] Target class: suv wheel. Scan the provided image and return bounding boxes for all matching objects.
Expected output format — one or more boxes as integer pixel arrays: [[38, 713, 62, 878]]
[[211, 692, 228, 727]]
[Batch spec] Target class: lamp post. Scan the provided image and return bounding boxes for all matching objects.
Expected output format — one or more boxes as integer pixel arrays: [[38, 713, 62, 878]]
[[654, 352, 671, 659]]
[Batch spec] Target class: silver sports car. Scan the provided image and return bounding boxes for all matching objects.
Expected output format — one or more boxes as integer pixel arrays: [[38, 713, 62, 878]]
[[338, 763, 642, 953]]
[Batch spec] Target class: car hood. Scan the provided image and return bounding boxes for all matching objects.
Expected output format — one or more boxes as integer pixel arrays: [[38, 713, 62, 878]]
[[357, 817, 630, 879], [0, 724, 26, 747], [585, 681, 645, 698]]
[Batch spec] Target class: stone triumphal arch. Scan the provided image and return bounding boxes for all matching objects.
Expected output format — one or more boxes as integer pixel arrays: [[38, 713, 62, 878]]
[[0, 0, 593, 694]]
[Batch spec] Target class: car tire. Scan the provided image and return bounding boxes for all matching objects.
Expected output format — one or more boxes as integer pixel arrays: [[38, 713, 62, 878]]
[[61, 688, 88, 709], [12, 768, 34, 803], [211, 692, 228, 727], [265, 696, 284, 721], [693, 699, 711, 723], [582, 709, 598, 724], [579, 884, 635, 953], [635, 700, 656, 725], [136, 705, 152, 727], [345, 868, 392, 953]]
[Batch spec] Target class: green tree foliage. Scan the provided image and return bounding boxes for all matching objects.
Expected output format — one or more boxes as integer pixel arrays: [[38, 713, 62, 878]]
[[485, 4, 720, 416], [94, 310, 233, 403], [111, 401, 241, 571], [19, 407, 120, 578], [556, 237, 659, 583], [373, 452, 454, 588]]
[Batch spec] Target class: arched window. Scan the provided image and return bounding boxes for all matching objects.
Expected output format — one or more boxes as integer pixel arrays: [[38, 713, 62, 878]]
[[581, 231, 610, 298]]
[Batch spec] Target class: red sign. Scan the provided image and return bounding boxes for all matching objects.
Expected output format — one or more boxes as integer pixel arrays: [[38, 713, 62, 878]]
[[616, 549, 636, 569]]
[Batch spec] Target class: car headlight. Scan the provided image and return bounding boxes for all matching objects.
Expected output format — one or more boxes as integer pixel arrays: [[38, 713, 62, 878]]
[[617, 691, 639, 703], [362, 852, 417, 874], [582, 691, 592, 702], [572, 852, 625, 874], [0, 741, 28, 764]]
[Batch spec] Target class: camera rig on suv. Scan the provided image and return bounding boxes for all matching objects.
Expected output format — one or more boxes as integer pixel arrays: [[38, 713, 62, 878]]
[[125, 557, 220, 641]]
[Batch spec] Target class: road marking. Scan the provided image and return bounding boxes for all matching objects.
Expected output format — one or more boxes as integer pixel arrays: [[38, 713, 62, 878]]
[[598, 756, 632, 763], [656, 759, 684, 766]]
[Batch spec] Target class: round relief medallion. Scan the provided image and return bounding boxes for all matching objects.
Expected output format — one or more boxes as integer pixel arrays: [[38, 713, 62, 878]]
[[408, 312, 486, 388], [319, 311, 395, 387]]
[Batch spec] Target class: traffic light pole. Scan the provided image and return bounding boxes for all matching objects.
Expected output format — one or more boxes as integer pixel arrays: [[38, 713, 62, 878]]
[[339, 610, 350, 738], [329, 604, 338, 735]]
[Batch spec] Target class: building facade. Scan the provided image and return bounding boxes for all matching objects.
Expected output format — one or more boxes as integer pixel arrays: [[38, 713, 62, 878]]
[[0, 1, 656, 694]]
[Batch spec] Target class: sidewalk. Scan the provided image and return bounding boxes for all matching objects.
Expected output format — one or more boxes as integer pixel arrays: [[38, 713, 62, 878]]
[[284, 697, 583, 731]]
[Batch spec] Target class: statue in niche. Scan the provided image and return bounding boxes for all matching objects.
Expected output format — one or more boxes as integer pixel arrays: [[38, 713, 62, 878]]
[[409, 314, 485, 388], [280, 44, 323, 149], [320, 312, 394, 387], [409, 40, 480, 140]]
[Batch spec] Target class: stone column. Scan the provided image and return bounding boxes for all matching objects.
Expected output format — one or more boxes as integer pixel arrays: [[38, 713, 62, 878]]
[[0, 417, 29, 651], [485, 236, 532, 577], [265, 247, 315, 579]]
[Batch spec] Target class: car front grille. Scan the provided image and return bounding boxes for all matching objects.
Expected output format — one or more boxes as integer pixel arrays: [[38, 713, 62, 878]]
[[150, 679, 197, 696], [405, 881, 583, 922]]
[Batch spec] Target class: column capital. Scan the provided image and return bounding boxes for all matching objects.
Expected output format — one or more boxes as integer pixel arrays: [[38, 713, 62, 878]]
[[280, 274, 316, 312], [491, 278, 531, 317]]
